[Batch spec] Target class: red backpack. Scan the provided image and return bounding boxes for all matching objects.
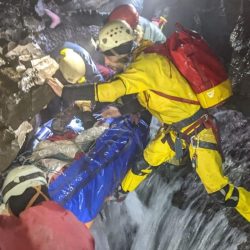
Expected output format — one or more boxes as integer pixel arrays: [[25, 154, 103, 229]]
[[144, 24, 232, 109]]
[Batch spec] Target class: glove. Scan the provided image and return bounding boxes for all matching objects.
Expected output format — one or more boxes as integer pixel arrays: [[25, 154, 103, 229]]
[[121, 168, 152, 192], [75, 100, 92, 112], [101, 106, 121, 118]]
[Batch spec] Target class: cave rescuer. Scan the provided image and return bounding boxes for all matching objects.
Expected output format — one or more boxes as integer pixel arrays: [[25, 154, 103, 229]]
[[40, 42, 102, 125], [47, 20, 250, 222], [49, 41, 150, 129]]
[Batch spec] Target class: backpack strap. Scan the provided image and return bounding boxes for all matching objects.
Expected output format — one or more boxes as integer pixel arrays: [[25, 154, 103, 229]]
[[175, 22, 201, 39], [152, 90, 200, 105]]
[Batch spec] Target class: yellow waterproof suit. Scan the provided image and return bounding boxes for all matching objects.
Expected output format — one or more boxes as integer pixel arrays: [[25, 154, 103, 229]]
[[93, 47, 250, 221]]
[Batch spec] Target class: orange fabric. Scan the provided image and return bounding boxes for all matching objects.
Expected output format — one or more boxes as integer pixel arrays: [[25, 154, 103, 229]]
[[85, 220, 94, 228]]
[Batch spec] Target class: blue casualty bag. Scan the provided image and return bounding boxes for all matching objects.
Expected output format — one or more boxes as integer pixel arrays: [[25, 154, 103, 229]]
[[48, 117, 149, 222]]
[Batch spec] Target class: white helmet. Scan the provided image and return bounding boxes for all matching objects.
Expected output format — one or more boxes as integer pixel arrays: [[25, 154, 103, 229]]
[[98, 20, 135, 54], [59, 48, 86, 84], [1, 165, 47, 203]]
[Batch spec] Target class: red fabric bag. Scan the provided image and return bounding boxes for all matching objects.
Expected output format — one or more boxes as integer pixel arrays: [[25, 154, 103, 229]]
[[144, 24, 232, 108], [0, 201, 94, 250]]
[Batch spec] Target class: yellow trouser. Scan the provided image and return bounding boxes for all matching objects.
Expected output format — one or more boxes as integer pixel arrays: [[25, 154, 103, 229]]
[[121, 126, 250, 222]]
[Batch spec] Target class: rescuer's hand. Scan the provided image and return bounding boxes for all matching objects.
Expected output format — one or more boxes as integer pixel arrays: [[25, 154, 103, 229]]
[[101, 106, 122, 118], [75, 100, 92, 112], [46, 77, 64, 97]]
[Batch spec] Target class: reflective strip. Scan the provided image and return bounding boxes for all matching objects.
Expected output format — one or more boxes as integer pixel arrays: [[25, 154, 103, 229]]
[[230, 196, 239, 202], [220, 188, 226, 197], [218, 184, 239, 207], [197, 79, 232, 108]]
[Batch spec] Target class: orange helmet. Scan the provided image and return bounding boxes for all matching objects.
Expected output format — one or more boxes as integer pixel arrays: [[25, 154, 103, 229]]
[[108, 4, 139, 29]]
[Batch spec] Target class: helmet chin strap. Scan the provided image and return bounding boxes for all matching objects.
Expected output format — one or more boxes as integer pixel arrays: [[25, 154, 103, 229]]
[[109, 40, 137, 57], [109, 49, 127, 57]]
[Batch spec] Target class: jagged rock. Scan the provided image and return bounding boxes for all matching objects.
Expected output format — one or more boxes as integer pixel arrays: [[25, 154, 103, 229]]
[[18, 55, 59, 92], [226, 0, 250, 116], [230, 10, 250, 94], [23, 16, 46, 32], [0, 67, 22, 84], [0, 56, 5, 66], [0, 128, 19, 171], [0, 121, 32, 172], [5, 43, 44, 60], [0, 41, 58, 170], [2, 84, 55, 130], [14, 121, 33, 148]]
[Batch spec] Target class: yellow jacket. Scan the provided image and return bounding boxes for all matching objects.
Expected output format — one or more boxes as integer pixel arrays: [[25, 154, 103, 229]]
[[95, 50, 201, 125]]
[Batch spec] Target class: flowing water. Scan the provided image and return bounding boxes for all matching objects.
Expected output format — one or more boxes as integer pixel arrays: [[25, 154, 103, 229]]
[[92, 109, 250, 250]]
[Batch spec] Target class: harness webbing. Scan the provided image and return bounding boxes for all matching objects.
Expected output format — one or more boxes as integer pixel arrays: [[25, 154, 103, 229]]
[[170, 108, 206, 131], [191, 139, 218, 150], [161, 108, 223, 156]]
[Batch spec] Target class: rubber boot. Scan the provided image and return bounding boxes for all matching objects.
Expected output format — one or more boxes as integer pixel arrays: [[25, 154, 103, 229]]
[[121, 169, 151, 192], [235, 187, 250, 222]]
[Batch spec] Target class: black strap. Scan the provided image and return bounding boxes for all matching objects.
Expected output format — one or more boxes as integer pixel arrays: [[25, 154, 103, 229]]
[[225, 187, 239, 207], [170, 108, 206, 131], [62, 83, 95, 104], [191, 139, 218, 151], [217, 184, 239, 207], [132, 158, 152, 176], [161, 132, 175, 151]]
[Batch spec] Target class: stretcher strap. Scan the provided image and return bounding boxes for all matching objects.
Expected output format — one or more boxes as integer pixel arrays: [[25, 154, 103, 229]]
[[25, 186, 50, 210]]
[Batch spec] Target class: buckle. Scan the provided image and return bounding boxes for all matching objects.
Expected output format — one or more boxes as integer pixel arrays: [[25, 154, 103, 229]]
[[203, 114, 209, 122], [190, 135, 199, 148]]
